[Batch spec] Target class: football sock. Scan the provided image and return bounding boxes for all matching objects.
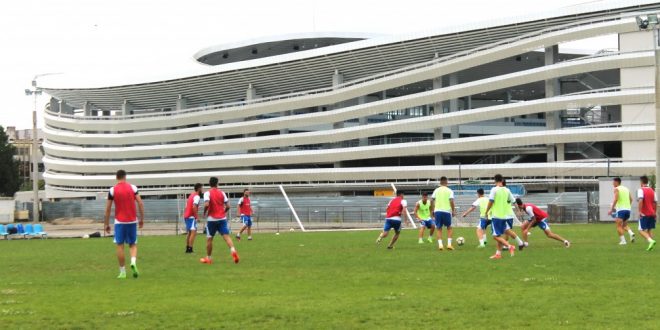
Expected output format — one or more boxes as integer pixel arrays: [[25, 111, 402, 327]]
[[495, 250, 502, 256], [447, 238, 453, 245], [130, 257, 136, 265], [479, 238, 485, 245], [437, 240, 443, 248], [230, 247, 236, 252], [119, 266, 126, 273], [515, 236, 524, 245], [628, 229, 634, 236]]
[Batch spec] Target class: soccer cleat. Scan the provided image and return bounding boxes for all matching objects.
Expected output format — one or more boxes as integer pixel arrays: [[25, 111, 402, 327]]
[[130, 264, 139, 278], [200, 257, 212, 264], [508, 245, 515, 257], [647, 240, 656, 251], [489, 254, 502, 259], [418, 239, 424, 244], [427, 237, 433, 243], [564, 241, 571, 248], [447, 245, 454, 251], [484, 240, 488, 245], [630, 233, 636, 243], [619, 241, 627, 245], [117, 272, 126, 279], [387, 246, 395, 250], [477, 244, 485, 249], [376, 237, 382, 244], [247, 236, 253, 241], [231, 251, 240, 264], [235, 235, 241, 241]]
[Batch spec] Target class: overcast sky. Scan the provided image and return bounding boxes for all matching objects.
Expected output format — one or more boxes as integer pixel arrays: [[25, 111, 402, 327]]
[[0, 0, 618, 129]]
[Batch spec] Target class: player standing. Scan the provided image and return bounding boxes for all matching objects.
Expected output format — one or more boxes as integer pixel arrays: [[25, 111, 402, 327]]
[[199, 177, 240, 264], [103, 170, 144, 279], [462, 188, 490, 248], [183, 183, 203, 253], [430, 177, 455, 250], [516, 198, 570, 247], [637, 175, 657, 251], [608, 177, 635, 245], [414, 193, 435, 244], [377, 191, 410, 249], [484, 174, 518, 259], [236, 189, 254, 241]]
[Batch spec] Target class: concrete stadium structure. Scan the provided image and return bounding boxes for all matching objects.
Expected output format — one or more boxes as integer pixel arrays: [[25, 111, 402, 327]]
[[39, 1, 660, 199]]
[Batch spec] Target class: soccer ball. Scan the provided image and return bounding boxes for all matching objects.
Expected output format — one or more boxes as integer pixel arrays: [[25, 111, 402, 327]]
[[290, 228, 295, 232], [456, 237, 465, 246], [82, 234, 90, 239]]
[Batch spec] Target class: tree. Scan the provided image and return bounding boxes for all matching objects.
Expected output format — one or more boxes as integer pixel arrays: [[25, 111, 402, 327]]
[[0, 126, 20, 197]]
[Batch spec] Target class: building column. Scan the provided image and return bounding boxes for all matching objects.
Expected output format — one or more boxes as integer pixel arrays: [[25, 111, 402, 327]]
[[545, 45, 562, 163], [448, 73, 459, 139], [464, 96, 472, 110], [83, 101, 92, 117], [358, 96, 368, 146], [175, 94, 188, 111], [332, 70, 345, 168], [49, 98, 60, 113], [432, 77, 444, 165], [246, 86, 259, 154], [59, 100, 73, 115], [122, 100, 134, 116]]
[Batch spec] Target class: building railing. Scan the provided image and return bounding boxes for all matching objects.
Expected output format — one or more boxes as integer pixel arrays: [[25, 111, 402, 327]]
[[43, 11, 645, 121]]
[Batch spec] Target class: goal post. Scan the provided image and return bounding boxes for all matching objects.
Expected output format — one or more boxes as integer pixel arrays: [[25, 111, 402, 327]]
[[278, 185, 306, 232]]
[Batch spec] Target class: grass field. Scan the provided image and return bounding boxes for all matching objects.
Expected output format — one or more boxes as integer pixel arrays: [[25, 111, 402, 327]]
[[0, 224, 658, 329]]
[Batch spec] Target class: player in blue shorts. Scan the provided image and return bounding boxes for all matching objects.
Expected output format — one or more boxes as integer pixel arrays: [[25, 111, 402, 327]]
[[608, 177, 635, 245], [462, 188, 490, 248], [236, 189, 255, 241], [183, 183, 203, 253], [414, 193, 435, 244], [377, 191, 410, 249], [431, 177, 456, 250], [637, 176, 657, 251]]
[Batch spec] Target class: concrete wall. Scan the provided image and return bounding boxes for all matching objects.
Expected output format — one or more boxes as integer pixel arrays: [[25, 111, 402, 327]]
[[0, 199, 15, 223]]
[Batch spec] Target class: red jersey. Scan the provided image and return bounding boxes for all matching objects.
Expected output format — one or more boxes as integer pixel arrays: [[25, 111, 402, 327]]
[[638, 186, 657, 217], [386, 196, 406, 219], [204, 188, 228, 219], [523, 203, 548, 221], [109, 182, 138, 223], [238, 196, 252, 216], [184, 192, 201, 219]]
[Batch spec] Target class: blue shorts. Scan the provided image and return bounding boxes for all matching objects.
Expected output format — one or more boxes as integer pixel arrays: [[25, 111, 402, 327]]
[[477, 218, 492, 230], [536, 219, 550, 231], [491, 218, 510, 237], [420, 219, 434, 229], [241, 215, 253, 227], [616, 210, 631, 221], [434, 211, 452, 228], [114, 223, 137, 245], [383, 219, 402, 233], [639, 216, 656, 231], [184, 217, 197, 231], [506, 218, 514, 229], [206, 219, 230, 237]]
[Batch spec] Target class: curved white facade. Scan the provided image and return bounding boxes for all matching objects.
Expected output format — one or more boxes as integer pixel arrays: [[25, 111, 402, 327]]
[[40, 2, 660, 198]]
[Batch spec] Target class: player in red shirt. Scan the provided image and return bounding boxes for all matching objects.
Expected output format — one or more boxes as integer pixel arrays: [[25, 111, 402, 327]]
[[637, 175, 657, 251], [515, 198, 570, 248], [376, 191, 412, 249], [183, 183, 203, 253], [199, 177, 239, 264], [103, 170, 145, 279], [235, 189, 254, 241]]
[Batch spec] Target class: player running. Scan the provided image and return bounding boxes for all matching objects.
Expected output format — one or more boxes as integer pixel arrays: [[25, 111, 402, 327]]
[[608, 177, 636, 245], [484, 174, 523, 259], [183, 183, 203, 253], [236, 189, 254, 241], [103, 170, 145, 279], [430, 177, 455, 250], [377, 191, 411, 249], [199, 177, 239, 264], [637, 175, 657, 251], [414, 192, 435, 244], [462, 188, 490, 248], [515, 198, 570, 247]]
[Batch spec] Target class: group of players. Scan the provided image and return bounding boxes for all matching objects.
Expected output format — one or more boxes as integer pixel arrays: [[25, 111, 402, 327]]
[[103, 170, 254, 279], [377, 174, 657, 259], [103, 169, 657, 278]]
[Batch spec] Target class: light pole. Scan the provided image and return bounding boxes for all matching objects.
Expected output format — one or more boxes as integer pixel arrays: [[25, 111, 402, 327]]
[[24, 80, 41, 222]]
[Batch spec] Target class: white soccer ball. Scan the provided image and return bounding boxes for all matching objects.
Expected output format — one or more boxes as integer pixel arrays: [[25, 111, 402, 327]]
[[456, 237, 465, 246], [290, 228, 295, 232], [275, 232, 280, 236], [83, 234, 90, 239]]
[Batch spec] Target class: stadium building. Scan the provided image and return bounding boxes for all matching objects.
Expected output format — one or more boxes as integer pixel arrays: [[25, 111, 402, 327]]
[[38, 1, 660, 199]]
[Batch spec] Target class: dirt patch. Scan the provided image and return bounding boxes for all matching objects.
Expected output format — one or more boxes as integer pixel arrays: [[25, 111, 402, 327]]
[[50, 218, 97, 225]]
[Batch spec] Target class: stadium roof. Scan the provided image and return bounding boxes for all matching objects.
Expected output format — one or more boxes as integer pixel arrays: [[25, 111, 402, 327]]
[[39, 0, 660, 111]]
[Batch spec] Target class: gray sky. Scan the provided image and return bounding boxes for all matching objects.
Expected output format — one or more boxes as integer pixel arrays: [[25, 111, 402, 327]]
[[0, 0, 616, 129]]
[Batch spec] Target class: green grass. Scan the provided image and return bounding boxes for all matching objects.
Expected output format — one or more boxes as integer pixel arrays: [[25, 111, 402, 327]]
[[0, 224, 658, 329]]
